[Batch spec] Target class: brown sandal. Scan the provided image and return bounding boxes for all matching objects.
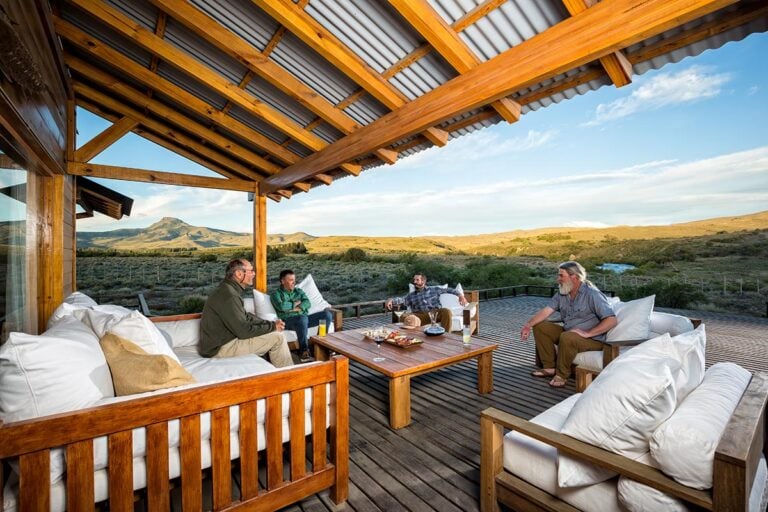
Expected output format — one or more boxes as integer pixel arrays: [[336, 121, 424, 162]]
[[549, 376, 567, 388], [531, 369, 556, 378]]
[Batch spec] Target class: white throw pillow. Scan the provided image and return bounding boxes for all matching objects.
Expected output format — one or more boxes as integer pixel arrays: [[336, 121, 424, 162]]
[[63, 291, 98, 307], [106, 311, 181, 363], [252, 289, 278, 321], [0, 316, 114, 422], [650, 362, 751, 489], [297, 273, 332, 314], [669, 324, 706, 404], [606, 295, 655, 342], [648, 311, 694, 338], [558, 333, 680, 487], [47, 301, 89, 329], [154, 318, 201, 349]]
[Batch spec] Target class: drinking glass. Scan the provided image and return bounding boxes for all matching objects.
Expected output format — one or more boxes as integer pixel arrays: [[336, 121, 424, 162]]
[[462, 326, 472, 347], [372, 326, 386, 362], [393, 304, 405, 324], [318, 319, 327, 336]]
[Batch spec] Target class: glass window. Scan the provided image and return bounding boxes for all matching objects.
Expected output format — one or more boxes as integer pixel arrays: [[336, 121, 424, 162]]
[[0, 151, 27, 343]]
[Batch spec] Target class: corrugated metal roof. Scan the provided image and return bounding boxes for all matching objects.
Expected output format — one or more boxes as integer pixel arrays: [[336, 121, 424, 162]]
[[56, 0, 768, 195]]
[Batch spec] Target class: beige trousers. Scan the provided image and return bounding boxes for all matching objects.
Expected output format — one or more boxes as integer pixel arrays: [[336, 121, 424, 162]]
[[533, 321, 604, 380], [214, 331, 293, 368]]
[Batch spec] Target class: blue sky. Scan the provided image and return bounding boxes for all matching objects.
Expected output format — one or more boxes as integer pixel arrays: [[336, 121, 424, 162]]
[[76, 32, 768, 236]]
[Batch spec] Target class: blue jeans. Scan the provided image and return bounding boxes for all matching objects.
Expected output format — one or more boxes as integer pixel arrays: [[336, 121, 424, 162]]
[[283, 310, 333, 351]]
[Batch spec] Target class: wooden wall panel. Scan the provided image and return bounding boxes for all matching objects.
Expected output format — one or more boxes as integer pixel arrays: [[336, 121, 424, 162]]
[[36, 175, 65, 332], [62, 176, 75, 295], [0, 0, 67, 175]]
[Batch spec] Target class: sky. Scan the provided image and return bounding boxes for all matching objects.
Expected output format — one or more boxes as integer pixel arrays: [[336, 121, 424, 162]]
[[75, 31, 768, 237]]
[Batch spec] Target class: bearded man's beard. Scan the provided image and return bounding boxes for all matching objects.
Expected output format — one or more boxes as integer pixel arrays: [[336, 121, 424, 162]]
[[559, 280, 572, 295]]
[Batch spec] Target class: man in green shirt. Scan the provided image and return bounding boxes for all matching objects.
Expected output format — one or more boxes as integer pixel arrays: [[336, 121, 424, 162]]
[[200, 259, 293, 367], [270, 269, 333, 362]]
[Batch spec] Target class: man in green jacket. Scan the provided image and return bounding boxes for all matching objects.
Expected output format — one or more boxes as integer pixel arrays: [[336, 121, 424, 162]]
[[200, 259, 293, 367], [270, 269, 333, 362]]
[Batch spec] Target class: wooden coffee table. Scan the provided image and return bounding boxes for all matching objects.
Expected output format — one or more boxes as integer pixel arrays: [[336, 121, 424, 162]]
[[311, 326, 498, 429]]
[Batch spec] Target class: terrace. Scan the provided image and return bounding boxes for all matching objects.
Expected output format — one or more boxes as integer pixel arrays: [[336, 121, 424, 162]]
[[2, 1, 768, 510], [275, 295, 768, 511]]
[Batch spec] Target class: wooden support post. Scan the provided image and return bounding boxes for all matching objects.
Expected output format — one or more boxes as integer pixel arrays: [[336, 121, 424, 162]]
[[253, 185, 268, 292], [37, 175, 65, 333]]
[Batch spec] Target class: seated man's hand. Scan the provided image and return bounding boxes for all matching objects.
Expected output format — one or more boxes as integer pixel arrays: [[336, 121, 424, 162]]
[[459, 294, 468, 306], [385, 299, 393, 310], [274, 319, 285, 332], [520, 324, 532, 341]]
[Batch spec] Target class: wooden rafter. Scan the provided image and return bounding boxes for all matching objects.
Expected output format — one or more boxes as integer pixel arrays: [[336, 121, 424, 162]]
[[74, 116, 138, 162], [313, 174, 334, 186], [76, 98, 248, 180], [562, 0, 632, 87], [72, 84, 266, 182], [145, 10, 167, 99], [55, 21, 290, 172], [68, 162, 258, 193], [71, 76, 271, 181], [262, 0, 737, 192], [150, 0, 399, 167], [252, 0, 450, 148], [453, 0, 508, 32], [389, 0, 521, 123], [64, 0, 360, 177]]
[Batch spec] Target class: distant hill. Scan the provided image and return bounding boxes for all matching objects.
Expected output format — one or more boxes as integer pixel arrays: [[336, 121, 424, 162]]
[[78, 217, 315, 250], [76, 211, 767, 253]]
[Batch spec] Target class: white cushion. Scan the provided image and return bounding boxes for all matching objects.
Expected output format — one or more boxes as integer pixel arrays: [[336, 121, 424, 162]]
[[649, 311, 694, 338], [408, 282, 448, 293], [91, 304, 132, 316], [0, 316, 114, 422], [243, 296, 255, 314], [297, 273, 332, 314], [651, 362, 751, 489], [63, 291, 98, 307], [47, 301, 89, 329], [252, 289, 278, 321], [503, 394, 621, 512], [669, 324, 706, 404], [80, 310, 180, 364], [155, 318, 201, 349], [606, 295, 655, 342], [572, 346, 632, 372], [558, 333, 680, 487], [617, 453, 688, 512]]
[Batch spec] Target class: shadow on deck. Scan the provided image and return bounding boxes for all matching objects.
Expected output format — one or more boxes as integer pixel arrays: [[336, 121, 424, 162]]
[[288, 296, 768, 512]]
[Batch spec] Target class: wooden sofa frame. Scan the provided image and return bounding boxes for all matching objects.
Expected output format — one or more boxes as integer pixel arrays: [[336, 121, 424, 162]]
[[390, 290, 481, 334], [0, 352, 350, 511], [480, 371, 768, 512], [573, 318, 702, 392]]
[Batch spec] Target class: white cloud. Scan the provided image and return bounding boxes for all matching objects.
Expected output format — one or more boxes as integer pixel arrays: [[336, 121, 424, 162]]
[[583, 65, 732, 126], [395, 128, 558, 170], [270, 146, 768, 236], [748, 85, 759, 96]]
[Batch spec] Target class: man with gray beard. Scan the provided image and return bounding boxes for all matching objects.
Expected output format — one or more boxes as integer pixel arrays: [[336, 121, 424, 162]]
[[520, 261, 617, 388]]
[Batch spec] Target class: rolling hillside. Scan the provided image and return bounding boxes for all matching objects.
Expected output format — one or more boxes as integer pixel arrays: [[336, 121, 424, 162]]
[[76, 211, 768, 255]]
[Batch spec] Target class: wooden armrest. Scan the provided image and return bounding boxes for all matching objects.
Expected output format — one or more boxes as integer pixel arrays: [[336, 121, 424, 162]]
[[480, 407, 712, 509], [328, 307, 343, 331]]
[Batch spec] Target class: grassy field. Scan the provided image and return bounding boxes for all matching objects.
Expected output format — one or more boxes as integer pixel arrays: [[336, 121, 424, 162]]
[[75, 211, 768, 317]]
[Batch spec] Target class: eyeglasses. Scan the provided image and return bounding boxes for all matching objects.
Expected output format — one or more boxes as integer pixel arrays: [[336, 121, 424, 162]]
[[242, 268, 255, 274]]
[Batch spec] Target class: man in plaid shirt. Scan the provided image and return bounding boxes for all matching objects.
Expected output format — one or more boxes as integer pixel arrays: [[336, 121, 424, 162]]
[[386, 272, 467, 331]]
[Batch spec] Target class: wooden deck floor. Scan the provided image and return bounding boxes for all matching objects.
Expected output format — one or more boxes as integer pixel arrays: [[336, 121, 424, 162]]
[[284, 296, 768, 512]]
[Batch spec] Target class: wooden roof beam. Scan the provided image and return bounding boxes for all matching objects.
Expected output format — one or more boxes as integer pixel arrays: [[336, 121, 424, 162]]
[[313, 173, 333, 186], [150, 0, 403, 168], [389, 0, 521, 123], [74, 116, 138, 162], [73, 84, 266, 182], [252, 0, 449, 148], [453, 0, 508, 32], [262, 0, 736, 192], [76, 98, 252, 181], [562, 0, 633, 87], [68, 162, 259, 192], [72, 76, 270, 181], [293, 182, 311, 193], [266, 193, 282, 202], [66, 0, 360, 177], [55, 22, 287, 172]]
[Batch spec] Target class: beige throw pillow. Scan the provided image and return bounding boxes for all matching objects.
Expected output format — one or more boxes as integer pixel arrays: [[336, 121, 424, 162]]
[[100, 333, 196, 396]]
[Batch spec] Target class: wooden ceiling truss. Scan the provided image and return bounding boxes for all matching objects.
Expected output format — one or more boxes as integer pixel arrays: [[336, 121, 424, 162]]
[[49, 0, 759, 200]]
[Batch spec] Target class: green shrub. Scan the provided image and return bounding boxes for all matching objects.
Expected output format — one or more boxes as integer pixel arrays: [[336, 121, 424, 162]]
[[198, 253, 217, 263], [619, 281, 705, 309], [178, 295, 206, 314], [340, 247, 367, 262]]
